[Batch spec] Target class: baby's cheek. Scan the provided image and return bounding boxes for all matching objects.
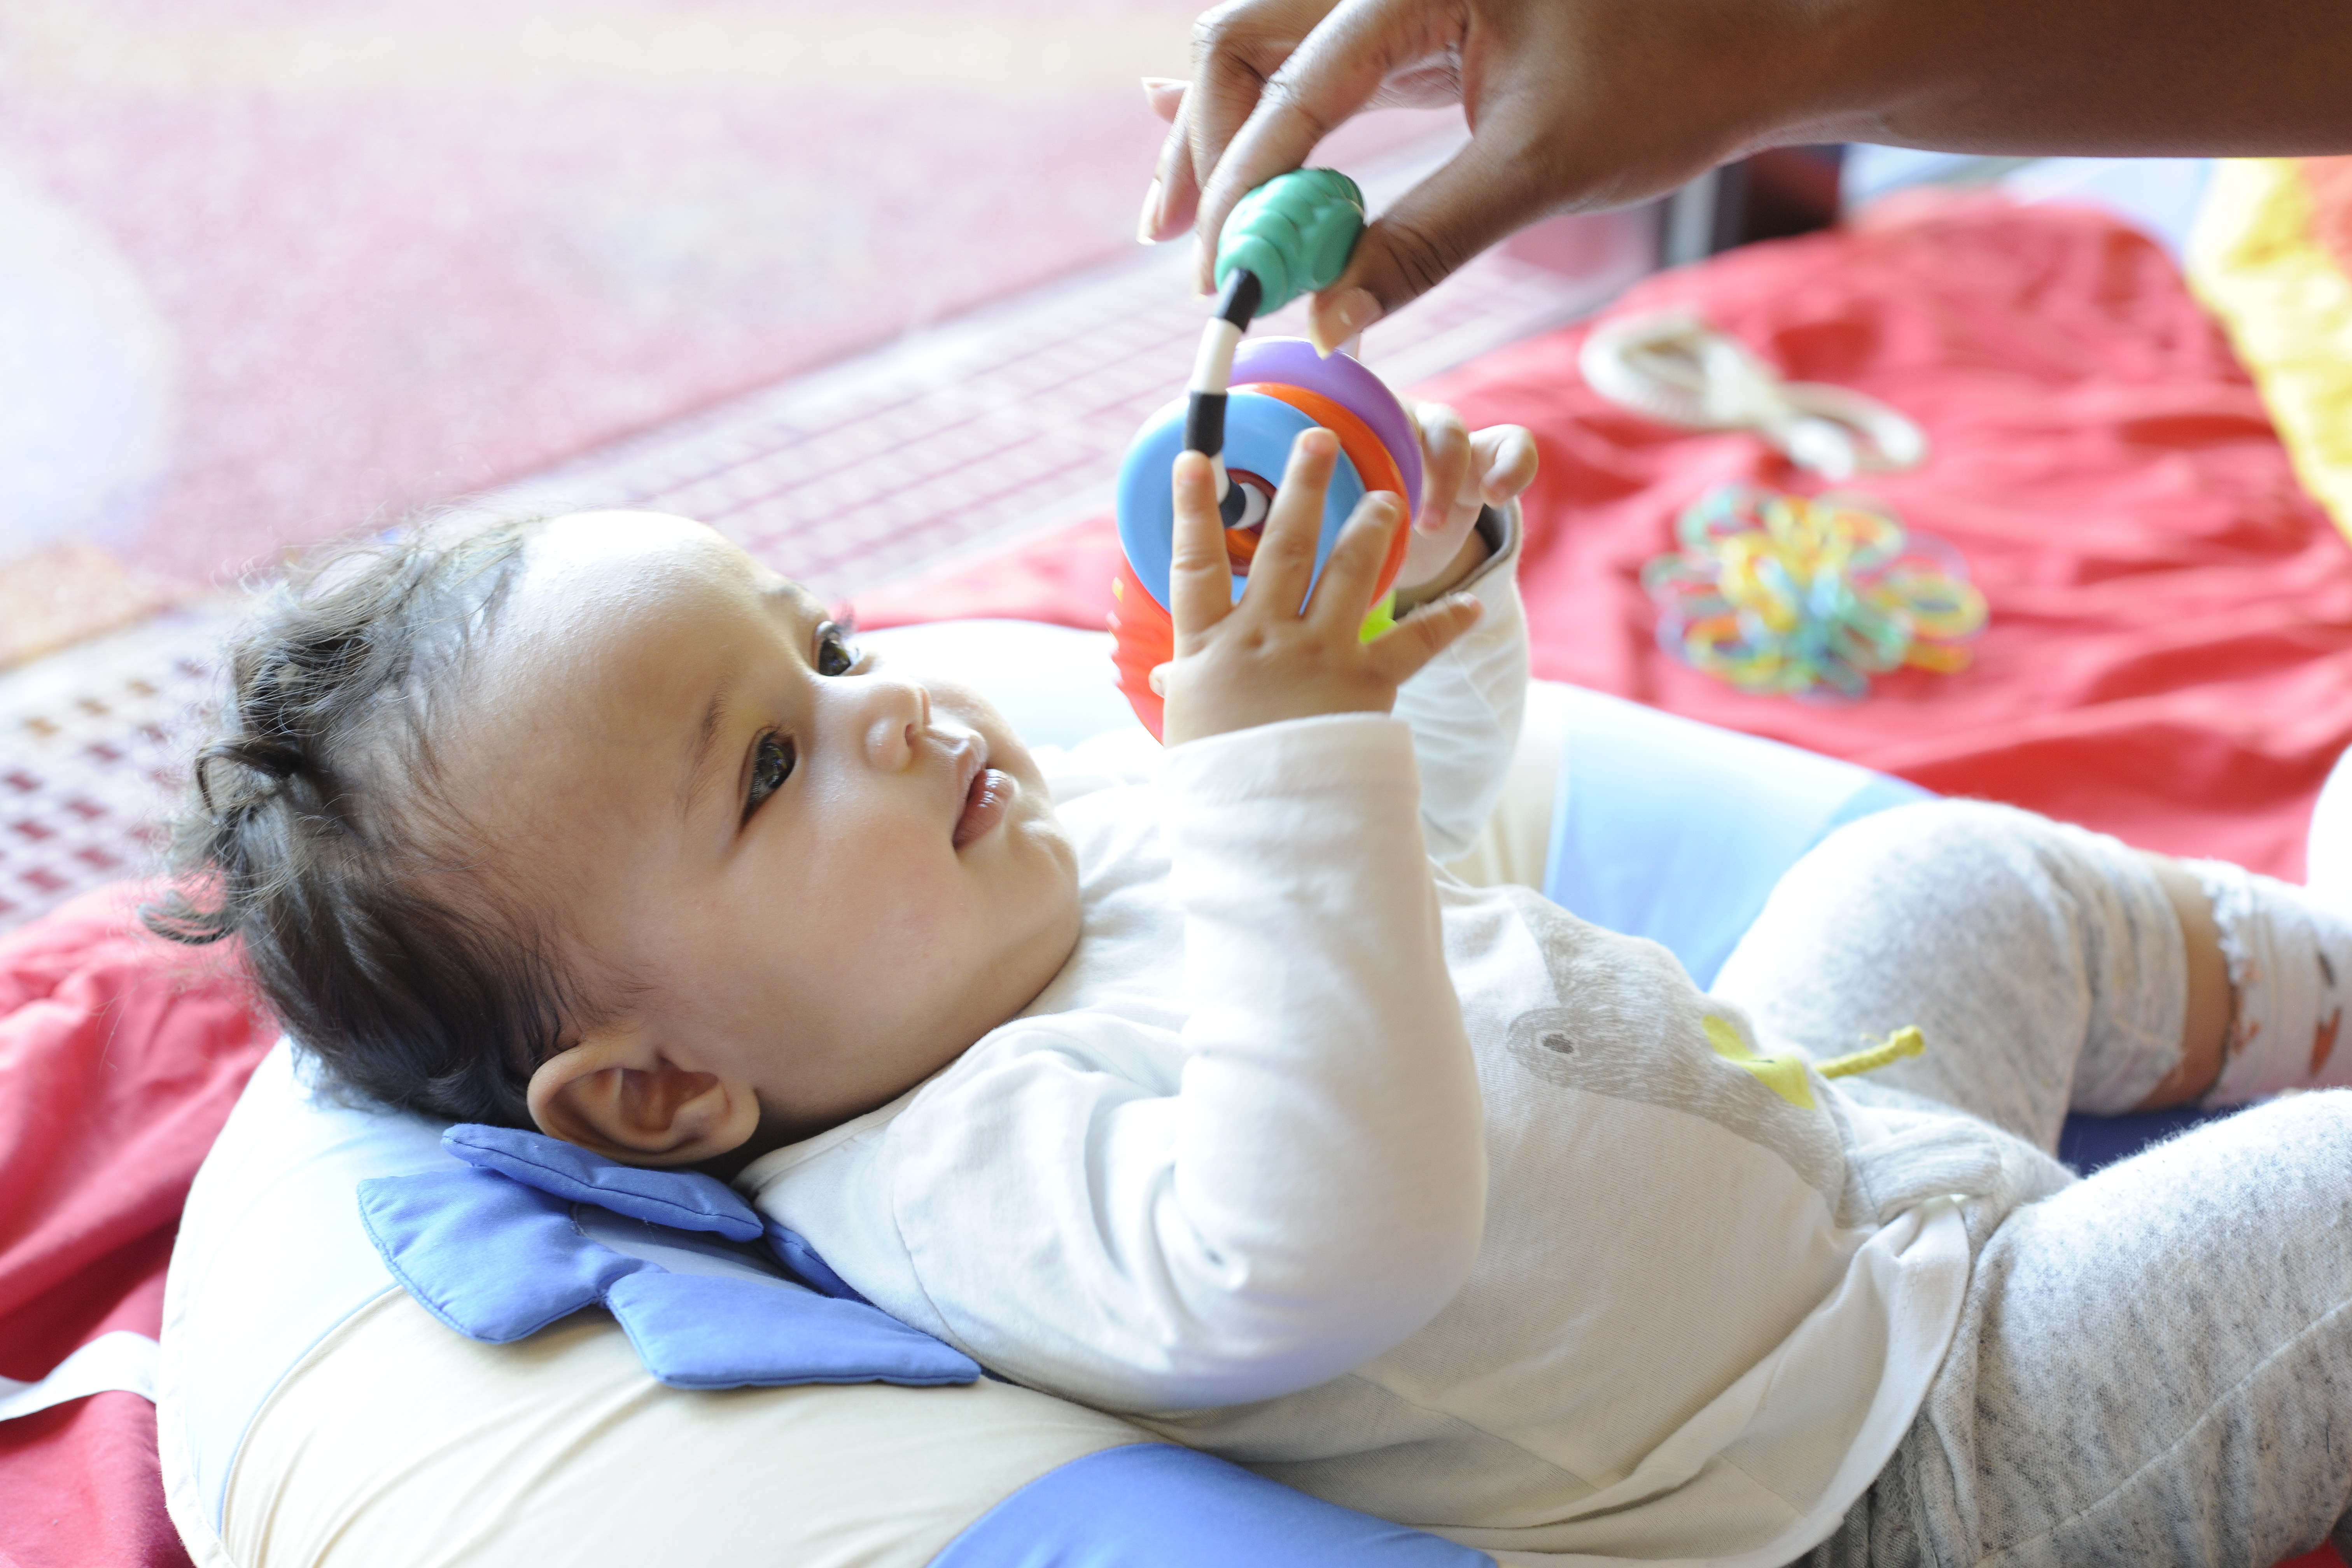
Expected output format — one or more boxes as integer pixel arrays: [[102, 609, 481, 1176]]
[[1029, 805, 1083, 889]]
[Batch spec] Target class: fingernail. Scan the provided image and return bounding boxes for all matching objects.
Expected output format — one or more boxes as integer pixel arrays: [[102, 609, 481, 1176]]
[[1310, 288, 1382, 355], [1136, 179, 1164, 245], [1148, 665, 1168, 696]]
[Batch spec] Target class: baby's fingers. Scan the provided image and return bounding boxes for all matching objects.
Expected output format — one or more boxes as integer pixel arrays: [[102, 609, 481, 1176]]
[[1471, 424, 1538, 507], [1243, 428, 1341, 616], [1412, 402, 1470, 532], [1169, 451, 1244, 653], [1364, 592, 1483, 688], [1306, 490, 1408, 633]]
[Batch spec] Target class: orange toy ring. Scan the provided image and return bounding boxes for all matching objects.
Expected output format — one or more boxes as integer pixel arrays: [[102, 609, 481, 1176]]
[[1231, 382, 1414, 601]]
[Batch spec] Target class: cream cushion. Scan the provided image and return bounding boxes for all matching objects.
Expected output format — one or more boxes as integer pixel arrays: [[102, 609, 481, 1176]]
[[228, 1290, 1147, 1568]]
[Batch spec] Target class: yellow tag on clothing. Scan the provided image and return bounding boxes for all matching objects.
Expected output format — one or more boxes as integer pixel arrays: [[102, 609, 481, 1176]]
[[1702, 1015, 1816, 1110], [1815, 1026, 1927, 1081]]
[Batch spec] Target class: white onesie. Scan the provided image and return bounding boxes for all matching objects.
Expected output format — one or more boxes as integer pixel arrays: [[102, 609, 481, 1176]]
[[738, 531, 2011, 1566]]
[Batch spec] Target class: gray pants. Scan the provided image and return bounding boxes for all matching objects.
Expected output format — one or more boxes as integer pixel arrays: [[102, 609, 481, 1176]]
[[1708, 802, 2352, 1568]]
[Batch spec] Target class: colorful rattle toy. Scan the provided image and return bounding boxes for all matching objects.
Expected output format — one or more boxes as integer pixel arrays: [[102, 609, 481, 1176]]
[[1111, 169, 1425, 739], [1641, 485, 1989, 702]]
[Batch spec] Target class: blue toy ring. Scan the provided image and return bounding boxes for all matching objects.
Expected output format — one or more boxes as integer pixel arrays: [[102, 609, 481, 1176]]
[[1115, 390, 1367, 612]]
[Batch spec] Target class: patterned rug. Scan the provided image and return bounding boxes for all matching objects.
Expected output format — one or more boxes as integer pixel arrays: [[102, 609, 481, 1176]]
[[0, 0, 1459, 594], [0, 118, 1651, 935]]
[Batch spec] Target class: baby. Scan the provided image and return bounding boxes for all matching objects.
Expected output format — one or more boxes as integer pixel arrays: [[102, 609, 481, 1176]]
[[159, 417, 2352, 1566]]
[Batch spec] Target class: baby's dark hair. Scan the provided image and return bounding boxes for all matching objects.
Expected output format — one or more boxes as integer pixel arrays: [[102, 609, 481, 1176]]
[[147, 516, 589, 1127]]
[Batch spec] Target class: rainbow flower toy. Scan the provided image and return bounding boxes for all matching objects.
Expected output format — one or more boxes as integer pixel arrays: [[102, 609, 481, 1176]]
[[1111, 170, 1424, 740], [1641, 485, 1989, 701]]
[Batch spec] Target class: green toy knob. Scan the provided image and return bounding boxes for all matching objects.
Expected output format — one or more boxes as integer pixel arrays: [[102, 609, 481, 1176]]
[[1214, 169, 1365, 315]]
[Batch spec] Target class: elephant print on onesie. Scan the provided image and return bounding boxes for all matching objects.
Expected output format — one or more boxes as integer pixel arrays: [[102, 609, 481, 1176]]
[[1498, 896, 1872, 1231]]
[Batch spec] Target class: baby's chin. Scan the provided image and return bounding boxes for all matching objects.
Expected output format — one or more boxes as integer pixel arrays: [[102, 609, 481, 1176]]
[[1001, 814, 1082, 953]]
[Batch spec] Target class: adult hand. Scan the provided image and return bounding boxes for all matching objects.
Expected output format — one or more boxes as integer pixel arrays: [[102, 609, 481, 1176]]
[[1157, 429, 1481, 746], [1139, 0, 1784, 350], [1142, 0, 2352, 350]]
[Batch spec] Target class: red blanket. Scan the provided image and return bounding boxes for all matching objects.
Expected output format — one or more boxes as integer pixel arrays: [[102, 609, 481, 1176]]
[[0, 887, 271, 1568], [855, 195, 2352, 882]]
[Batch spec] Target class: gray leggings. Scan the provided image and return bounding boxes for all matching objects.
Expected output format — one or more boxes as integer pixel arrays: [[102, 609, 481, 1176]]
[[1707, 802, 2352, 1568]]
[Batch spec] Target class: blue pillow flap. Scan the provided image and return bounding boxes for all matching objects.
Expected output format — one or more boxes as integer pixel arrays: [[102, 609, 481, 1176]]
[[608, 1271, 979, 1388], [358, 1169, 646, 1342], [359, 1132, 980, 1389], [442, 1123, 764, 1241]]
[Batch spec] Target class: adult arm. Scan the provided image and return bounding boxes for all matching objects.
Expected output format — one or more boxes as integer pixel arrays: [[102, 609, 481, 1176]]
[[1146, 0, 2352, 346]]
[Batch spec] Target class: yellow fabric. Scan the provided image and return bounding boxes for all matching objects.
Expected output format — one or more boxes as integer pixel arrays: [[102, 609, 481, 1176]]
[[1702, 1014, 1817, 1109], [2186, 159, 2352, 544], [1816, 1026, 1928, 1082]]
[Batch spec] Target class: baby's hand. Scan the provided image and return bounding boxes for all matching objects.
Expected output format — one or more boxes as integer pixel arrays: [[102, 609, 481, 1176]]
[[1393, 406, 1538, 608], [1156, 430, 1483, 746]]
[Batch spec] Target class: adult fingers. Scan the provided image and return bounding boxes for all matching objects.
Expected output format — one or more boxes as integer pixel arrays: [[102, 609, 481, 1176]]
[[1149, 0, 1341, 254], [1143, 87, 1201, 245], [1367, 592, 1483, 686], [1169, 451, 1239, 651], [1143, 77, 1188, 122], [1186, 0, 1415, 292], [1244, 428, 1341, 615], [1304, 126, 1561, 350], [1412, 401, 1469, 532], [1306, 490, 1407, 631]]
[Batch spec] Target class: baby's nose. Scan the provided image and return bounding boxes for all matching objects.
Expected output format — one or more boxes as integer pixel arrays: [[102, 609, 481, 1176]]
[[864, 678, 932, 766]]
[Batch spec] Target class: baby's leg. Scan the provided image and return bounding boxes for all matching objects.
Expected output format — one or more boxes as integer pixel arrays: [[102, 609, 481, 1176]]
[[1711, 800, 2195, 1148], [1805, 1094, 2352, 1566], [2182, 852, 2352, 1105]]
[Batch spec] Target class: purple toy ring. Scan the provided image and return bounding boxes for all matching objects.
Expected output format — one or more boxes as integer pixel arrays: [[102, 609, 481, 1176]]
[[1229, 338, 1423, 518]]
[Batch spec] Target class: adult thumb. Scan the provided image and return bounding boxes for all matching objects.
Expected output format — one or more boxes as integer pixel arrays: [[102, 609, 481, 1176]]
[[1307, 135, 1556, 352]]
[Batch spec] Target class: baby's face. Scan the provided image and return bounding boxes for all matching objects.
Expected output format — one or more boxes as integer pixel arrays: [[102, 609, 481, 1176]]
[[448, 511, 1081, 1146]]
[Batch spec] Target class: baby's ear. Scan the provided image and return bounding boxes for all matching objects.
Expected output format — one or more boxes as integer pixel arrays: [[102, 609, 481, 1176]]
[[527, 1026, 759, 1167]]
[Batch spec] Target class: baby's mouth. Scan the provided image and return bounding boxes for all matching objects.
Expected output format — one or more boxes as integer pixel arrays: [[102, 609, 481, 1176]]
[[953, 759, 1012, 850]]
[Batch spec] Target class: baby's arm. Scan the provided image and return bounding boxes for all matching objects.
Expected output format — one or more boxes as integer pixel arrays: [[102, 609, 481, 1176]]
[[1387, 409, 1538, 860], [877, 432, 1489, 1410]]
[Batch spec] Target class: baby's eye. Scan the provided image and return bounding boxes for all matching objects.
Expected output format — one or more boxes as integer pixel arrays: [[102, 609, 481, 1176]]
[[814, 621, 857, 677], [746, 732, 796, 816]]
